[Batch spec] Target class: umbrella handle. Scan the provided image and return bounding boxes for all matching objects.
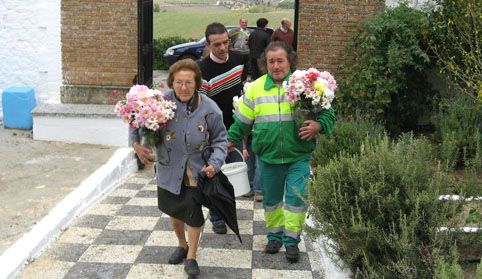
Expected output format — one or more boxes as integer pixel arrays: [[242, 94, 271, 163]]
[[201, 146, 214, 165]]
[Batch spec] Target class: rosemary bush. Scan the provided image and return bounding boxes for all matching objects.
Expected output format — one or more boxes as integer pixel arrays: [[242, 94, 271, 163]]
[[308, 135, 467, 278], [431, 94, 482, 172], [311, 113, 385, 167]]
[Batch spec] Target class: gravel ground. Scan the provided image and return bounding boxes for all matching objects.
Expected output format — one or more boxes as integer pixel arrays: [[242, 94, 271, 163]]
[[0, 71, 164, 255], [0, 121, 117, 255]]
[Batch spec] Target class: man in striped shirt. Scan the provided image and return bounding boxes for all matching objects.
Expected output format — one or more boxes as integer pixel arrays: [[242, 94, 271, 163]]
[[199, 22, 244, 130], [199, 22, 244, 234]]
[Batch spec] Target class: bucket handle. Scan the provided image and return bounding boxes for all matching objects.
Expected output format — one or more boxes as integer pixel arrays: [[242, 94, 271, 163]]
[[229, 147, 245, 163], [202, 146, 245, 166]]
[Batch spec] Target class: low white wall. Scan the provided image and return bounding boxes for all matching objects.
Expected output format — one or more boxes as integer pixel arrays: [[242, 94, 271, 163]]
[[0, 0, 61, 117], [33, 116, 130, 147]]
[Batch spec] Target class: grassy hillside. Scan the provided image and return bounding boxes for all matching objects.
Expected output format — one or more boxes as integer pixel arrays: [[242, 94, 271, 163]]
[[154, 0, 218, 5], [153, 11, 294, 39]]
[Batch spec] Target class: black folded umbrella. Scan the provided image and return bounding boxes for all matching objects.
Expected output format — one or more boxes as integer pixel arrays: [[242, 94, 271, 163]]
[[194, 147, 242, 243]]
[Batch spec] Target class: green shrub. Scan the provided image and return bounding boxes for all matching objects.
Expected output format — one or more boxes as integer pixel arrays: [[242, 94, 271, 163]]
[[278, 1, 295, 9], [438, 130, 459, 171], [462, 150, 482, 198], [431, 94, 482, 171], [311, 113, 385, 167], [153, 3, 161, 13], [307, 135, 467, 278], [153, 36, 195, 70], [434, 246, 465, 279], [248, 5, 280, 13], [336, 4, 437, 134]]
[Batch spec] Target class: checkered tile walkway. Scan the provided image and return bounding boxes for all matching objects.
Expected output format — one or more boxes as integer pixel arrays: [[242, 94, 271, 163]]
[[18, 169, 324, 279]]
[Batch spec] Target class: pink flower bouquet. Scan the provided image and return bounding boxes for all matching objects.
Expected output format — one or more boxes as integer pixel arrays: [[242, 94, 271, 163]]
[[112, 85, 176, 131], [111, 85, 176, 161]]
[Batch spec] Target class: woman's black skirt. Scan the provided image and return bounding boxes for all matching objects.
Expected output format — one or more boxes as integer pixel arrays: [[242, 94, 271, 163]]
[[157, 185, 204, 228]]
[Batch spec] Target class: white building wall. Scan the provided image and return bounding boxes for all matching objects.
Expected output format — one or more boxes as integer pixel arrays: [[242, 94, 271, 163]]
[[0, 0, 61, 117], [386, 0, 436, 10]]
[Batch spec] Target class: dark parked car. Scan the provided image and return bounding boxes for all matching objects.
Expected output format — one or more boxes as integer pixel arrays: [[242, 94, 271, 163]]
[[163, 26, 273, 67], [163, 37, 207, 67]]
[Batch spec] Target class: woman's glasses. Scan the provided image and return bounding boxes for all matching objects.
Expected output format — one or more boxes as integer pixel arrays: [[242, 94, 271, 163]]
[[174, 80, 195, 88]]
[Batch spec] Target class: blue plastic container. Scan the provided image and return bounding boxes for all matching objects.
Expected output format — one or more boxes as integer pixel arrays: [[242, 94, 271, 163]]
[[2, 87, 37, 129]]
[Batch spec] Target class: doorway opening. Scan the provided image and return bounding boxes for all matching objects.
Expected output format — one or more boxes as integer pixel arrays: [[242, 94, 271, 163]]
[[138, 0, 299, 86]]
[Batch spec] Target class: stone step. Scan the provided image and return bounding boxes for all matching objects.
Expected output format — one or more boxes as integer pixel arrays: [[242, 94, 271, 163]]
[[31, 103, 129, 147]]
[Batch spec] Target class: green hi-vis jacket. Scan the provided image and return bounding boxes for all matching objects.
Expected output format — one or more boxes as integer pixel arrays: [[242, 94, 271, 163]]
[[227, 74, 335, 164]]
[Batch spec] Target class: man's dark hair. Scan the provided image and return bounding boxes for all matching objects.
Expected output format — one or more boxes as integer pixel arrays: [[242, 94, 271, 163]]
[[205, 22, 228, 43], [260, 41, 298, 72], [256, 18, 268, 28]]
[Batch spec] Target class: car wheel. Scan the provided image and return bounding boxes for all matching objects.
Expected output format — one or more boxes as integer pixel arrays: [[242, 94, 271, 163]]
[[180, 54, 197, 61]]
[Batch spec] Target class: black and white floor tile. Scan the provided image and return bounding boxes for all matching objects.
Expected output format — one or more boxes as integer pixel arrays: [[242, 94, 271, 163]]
[[18, 170, 323, 279]]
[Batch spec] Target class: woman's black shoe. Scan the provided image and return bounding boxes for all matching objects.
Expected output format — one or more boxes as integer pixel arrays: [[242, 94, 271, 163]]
[[168, 246, 188, 264], [184, 259, 200, 276]]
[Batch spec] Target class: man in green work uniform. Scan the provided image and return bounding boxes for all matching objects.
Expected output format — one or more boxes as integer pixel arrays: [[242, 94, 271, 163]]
[[227, 41, 335, 263]]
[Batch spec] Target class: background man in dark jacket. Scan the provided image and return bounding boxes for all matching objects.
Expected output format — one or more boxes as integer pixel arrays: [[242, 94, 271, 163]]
[[248, 18, 271, 81]]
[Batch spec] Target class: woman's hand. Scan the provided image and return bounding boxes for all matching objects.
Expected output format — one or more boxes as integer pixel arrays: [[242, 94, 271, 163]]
[[133, 142, 155, 165], [298, 120, 320, 141], [201, 164, 216, 179]]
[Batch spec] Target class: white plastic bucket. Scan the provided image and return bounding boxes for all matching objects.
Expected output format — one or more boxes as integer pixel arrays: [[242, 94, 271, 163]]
[[221, 148, 250, 197]]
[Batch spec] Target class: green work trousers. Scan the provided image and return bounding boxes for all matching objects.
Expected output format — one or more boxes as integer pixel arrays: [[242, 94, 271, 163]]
[[258, 158, 310, 247]]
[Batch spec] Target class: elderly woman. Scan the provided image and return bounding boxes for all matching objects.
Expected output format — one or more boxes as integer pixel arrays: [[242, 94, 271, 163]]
[[130, 59, 227, 276]]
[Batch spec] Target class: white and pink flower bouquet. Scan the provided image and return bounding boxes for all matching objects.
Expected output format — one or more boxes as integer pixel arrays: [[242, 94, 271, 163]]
[[232, 82, 252, 113], [283, 68, 337, 110], [111, 85, 176, 131], [111, 85, 176, 161], [283, 68, 337, 133]]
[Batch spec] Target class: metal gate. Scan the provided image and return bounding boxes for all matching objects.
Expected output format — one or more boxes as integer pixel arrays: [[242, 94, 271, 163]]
[[137, 0, 153, 87]]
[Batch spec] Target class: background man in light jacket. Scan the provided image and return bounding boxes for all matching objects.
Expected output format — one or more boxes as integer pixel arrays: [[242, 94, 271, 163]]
[[229, 18, 250, 82]]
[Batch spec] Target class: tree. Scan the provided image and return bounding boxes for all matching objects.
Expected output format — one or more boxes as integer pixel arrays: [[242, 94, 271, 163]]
[[429, 0, 482, 104]]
